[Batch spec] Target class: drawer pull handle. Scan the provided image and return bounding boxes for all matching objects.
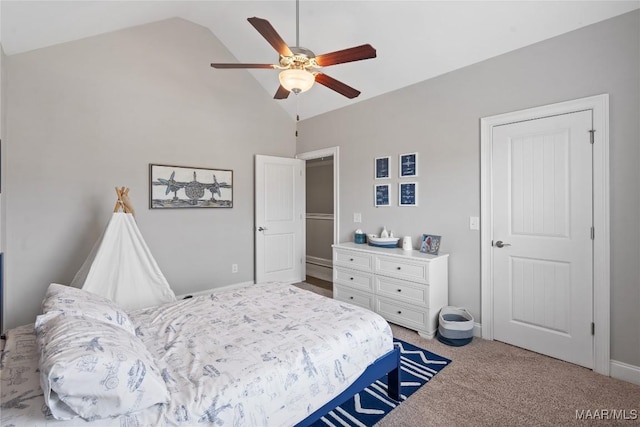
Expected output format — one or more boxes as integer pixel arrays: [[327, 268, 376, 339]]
[[396, 266, 401, 270], [397, 310, 402, 314], [350, 258, 354, 261], [349, 296, 354, 300], [350, 277, 354, 280], [397, 289, 402, 292]]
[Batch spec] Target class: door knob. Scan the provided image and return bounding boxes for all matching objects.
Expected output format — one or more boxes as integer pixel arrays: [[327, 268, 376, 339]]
[[258, 226, 267, 232], [494, 240, 511, 248]]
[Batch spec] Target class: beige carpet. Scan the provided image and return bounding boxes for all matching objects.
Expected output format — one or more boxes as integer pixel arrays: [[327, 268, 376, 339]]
[[296, 279, 640, 426]]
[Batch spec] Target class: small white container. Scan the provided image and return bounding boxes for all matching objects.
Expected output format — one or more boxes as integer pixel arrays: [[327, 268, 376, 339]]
[[402, 236, 412, 250]]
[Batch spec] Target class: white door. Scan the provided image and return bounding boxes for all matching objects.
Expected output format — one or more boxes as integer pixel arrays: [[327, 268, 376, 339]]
[[492, 110, 593, 368], [255, 155, 304, 284]]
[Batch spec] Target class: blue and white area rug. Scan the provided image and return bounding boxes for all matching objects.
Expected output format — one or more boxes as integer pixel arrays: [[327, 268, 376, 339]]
[[311, 339, 451, 427]]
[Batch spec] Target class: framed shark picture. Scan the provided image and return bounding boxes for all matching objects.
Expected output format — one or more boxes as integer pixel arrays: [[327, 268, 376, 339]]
[[149, 164, 233, 209]]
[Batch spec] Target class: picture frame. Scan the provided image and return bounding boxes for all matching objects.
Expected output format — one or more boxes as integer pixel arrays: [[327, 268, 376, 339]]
[[374, 184, 390, 207], [375, 156, 391, 179], [420, 234, 441, 255], [149, 164, 233, 209], [399, 152, 418, 178], [399, 182, 418, 206]]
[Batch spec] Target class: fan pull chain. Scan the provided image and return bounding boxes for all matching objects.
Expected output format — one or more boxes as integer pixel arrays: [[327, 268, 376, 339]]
[[295, 115, 299, 138], [295, 95, 301, 138]]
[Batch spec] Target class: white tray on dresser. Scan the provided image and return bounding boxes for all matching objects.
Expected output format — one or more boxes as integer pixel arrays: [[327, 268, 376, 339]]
[[332, 242, 449, 339]]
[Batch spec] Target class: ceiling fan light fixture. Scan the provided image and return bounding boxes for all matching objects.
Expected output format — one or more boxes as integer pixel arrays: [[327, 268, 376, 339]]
[[279, 68, 315, 94]]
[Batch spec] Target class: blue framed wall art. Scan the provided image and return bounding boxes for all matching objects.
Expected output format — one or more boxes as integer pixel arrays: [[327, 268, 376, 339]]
[[375, 156, 391, 179], [399, 182, 418, 206], [399, 152, 418, 178], [375, 184, 390, 207]]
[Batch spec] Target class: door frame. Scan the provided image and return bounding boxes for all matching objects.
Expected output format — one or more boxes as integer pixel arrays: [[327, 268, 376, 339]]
[[480, 94, 610, 375], [296, 146, 340, 279]]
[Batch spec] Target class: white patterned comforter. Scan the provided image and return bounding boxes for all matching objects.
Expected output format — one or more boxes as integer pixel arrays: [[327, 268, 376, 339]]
[[1, 283, 393, 426]]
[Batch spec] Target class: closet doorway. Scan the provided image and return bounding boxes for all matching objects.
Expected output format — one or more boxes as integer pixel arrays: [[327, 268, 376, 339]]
[[297, 147, 339, 284]]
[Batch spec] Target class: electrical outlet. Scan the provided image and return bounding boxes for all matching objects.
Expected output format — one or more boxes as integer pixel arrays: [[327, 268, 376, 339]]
[[232, 264, 238, 273], [354, 213, 362, 223], [469, 216, 480, 230]]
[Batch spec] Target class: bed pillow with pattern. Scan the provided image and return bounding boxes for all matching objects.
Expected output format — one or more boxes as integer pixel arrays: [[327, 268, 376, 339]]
[[41, 283, 136, 335], [35, 311, 169, 420]]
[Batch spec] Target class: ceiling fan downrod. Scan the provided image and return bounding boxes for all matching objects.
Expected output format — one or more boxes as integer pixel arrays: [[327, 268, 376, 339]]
[[295, 0, 300, 47]]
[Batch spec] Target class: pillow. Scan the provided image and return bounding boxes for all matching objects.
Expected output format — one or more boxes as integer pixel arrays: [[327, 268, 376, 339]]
[[35, 312, 169, 420], [42, 283, 136, 336]]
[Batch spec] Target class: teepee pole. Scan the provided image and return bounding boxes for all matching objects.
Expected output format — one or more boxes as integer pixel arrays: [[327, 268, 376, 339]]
[[114, 187, 136, 216]]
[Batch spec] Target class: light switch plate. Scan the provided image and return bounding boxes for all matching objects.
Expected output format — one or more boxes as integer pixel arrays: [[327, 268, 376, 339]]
[[470, 216, 479, 230], [354, 213, 362, 223]]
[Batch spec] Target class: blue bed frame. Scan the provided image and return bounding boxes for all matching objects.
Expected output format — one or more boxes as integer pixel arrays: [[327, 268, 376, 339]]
[[294, 345, 402, 427]]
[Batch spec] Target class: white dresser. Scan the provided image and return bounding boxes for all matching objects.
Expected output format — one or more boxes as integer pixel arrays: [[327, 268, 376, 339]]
[[332, 242, 449, 338]]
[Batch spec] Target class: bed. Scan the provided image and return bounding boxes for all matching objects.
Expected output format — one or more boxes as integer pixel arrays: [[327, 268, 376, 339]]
[[1, 282, 400, 426]]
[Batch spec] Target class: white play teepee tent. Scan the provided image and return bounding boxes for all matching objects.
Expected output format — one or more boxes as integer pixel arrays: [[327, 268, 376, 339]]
[[71, 187, 176, 310]]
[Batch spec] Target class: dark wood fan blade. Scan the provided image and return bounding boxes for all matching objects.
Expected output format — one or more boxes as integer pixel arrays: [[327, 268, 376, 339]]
[[274, 85, 290, 99], [248, 17, 293, 57], [314, 44, 376, 67], [210, 63, 276, 69], [314, 73, 361, 99]]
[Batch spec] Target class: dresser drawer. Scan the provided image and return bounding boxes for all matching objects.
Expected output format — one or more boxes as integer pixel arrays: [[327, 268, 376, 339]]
[[376, 297, 429, 330], [334, 284, 374, 311], [334, 267, 374, 292], [375, 276, 428, 307], [334, 249, 374, 272], [375, 255, 429, 283]]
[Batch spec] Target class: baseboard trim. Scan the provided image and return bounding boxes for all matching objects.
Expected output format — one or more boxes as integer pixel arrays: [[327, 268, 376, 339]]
[[306, 263, 333, 282], [474, 322, 482, 338], [306, 256, 332, 268], [610, 360, 640, 385], [306, 256, 333, 282], [175, 281, 255, 299]]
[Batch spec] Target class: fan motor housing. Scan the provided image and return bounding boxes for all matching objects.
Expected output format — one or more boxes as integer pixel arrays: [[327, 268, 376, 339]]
[[281, 46, 318, 69]]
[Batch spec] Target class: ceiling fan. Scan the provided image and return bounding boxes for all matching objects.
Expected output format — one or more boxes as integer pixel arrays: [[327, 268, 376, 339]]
[[210, 1, 376, 100]]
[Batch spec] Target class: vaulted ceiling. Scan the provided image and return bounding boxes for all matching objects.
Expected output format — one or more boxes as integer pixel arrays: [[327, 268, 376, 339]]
[[1, 1, 638, 119]]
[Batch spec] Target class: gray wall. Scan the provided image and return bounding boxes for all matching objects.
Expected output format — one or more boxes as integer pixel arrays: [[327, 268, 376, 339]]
[[297, 11, 640, 366], [306, 160, 334, 214], [3, 18, 295, 329], [306, 218, 333, 261], [1, 46, 4, 333], [1, 46, 4, 249], [306, 159, 334, 261]]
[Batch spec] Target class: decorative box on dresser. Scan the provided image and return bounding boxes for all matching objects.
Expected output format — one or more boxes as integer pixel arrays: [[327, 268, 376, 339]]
[[332, 242, 449, 339]]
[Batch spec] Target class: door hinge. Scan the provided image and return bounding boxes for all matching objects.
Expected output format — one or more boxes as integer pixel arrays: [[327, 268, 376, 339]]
[[591, 227, 595, 240], [589, 129, 595, 144], [591, 322, 595, 336]]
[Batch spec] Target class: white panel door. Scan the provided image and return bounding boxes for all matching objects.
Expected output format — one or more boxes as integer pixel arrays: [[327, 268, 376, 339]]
[[492, 110, 593, 368], [255, 155, 304, 284]]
